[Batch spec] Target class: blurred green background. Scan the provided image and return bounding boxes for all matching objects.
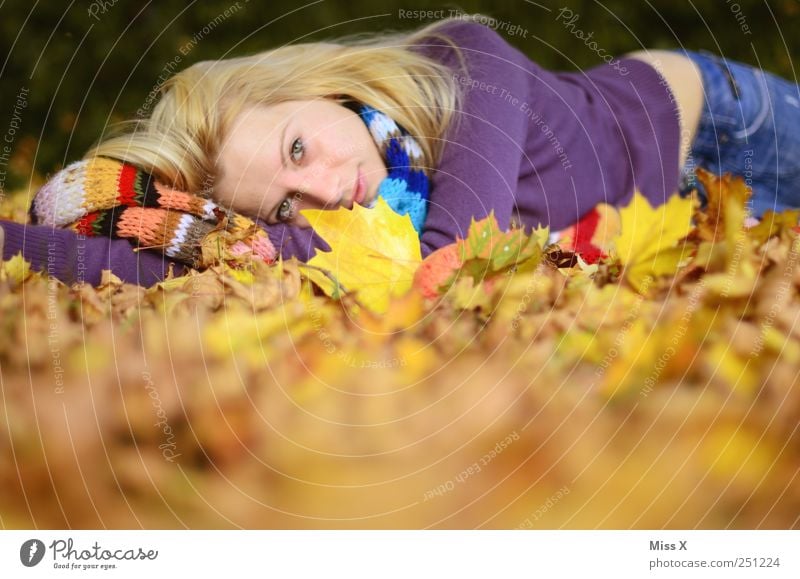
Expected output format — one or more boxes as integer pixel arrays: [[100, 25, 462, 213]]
[[1, 0, 798, 191]]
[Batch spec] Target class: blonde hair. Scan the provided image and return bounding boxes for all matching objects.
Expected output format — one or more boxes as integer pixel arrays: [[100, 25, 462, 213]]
[[86, 17, 473, 195]]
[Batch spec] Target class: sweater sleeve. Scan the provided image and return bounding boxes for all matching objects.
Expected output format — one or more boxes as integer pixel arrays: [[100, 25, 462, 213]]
[[1, 219, 188, 286], [411, 21, 532, 257], [259, 219, 331, 262], [1, 213, 330, 287]]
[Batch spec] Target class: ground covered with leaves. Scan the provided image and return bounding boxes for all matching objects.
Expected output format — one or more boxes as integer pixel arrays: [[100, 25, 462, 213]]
[[1, 171, 799, 529]]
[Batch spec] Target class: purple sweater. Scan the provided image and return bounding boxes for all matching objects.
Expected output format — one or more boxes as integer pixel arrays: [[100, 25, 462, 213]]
[[1, 21, 680, 286]]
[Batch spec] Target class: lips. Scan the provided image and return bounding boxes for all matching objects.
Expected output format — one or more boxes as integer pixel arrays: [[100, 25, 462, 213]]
[[353, 169, 366, 206]]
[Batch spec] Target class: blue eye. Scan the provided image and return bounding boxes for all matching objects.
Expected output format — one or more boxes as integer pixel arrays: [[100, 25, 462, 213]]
[[277, 198, 294, 222], [290, 138, 304, 163], [275, 138, 303, 223]]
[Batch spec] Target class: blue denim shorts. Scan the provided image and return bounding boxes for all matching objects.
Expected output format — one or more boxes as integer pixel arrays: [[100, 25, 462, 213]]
[[673, 49, 800, 217]]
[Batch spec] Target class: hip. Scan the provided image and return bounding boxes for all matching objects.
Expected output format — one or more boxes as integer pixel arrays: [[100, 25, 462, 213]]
[[673, 49, 800, 216]]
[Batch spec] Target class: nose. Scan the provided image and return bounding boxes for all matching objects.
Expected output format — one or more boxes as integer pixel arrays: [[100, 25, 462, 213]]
[[285, 165, 342, 211]]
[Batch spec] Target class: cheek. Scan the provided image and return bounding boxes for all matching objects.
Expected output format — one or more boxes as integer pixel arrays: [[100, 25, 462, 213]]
[[218, 184, 262, 218], [233, 168, 272, 216], [357, 129, 379, 162], [240, 190, 261, 215], [251, 189, 277, 221], [211, 182, 234, 211], [344, 119, 375, 159], [367, 137, 385, 171]]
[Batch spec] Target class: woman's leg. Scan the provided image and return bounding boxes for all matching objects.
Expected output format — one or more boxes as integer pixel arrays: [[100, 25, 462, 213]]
[[624, 49, 705, 173], [669, 50, 800, 217]]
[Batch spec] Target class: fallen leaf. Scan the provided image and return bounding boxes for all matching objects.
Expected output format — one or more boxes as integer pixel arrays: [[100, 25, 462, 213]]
[[413, 244, 462, 299], [413, 212, 543, 299], [458, 211, 543, 281], [747, 209, 800, 244], [448, 276, 492, 312], [614, 191, 694, 293], [692, 168, 751, 242], [302, 197, 421, 314], [2, 252, 33, 285]]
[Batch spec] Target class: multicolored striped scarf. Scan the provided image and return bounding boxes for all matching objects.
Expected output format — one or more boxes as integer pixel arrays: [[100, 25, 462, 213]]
[[29, 157, 279, 268], [28, 102, 431, 268], [355, 103, 430, 232]]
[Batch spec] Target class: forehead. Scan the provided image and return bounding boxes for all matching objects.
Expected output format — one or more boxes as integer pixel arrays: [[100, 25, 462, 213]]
[[217, 99, 333, 170], [215, 98, 348, 194], [215, 102, 293, 202], [223, 102, 291, 155]]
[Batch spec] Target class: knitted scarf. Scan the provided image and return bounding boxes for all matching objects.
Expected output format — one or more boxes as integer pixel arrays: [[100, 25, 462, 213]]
[[355, 103, 430, 231], [29, 102, 430, 269]]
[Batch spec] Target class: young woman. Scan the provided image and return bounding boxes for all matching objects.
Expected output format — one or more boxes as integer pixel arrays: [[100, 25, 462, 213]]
[[2, 15, 798, 285]]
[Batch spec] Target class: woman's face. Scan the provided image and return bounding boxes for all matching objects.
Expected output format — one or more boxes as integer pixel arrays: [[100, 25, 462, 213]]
[[215, 99, 388, 228]]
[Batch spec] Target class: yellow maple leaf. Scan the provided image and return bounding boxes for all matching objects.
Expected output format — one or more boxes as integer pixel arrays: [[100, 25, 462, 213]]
[[614, 191, 694, 292], [298, 263, 344, 300], [1, 252, 33, 285], [300, 197, 422, 314]]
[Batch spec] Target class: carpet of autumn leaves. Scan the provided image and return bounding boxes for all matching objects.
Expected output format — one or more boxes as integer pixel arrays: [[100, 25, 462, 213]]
[[1, 170, 800, 529]]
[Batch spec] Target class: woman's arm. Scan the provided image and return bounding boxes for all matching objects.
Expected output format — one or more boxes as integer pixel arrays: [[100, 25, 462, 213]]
[[0, 219, 188, 286], [411, 21, 533, 256], [0, 204, 329, 288], [258, 219, 331, 263]]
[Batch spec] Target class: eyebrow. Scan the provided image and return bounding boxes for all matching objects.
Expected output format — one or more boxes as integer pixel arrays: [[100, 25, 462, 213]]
[[279, 120, 288, 170]]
